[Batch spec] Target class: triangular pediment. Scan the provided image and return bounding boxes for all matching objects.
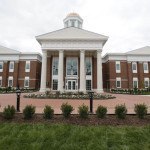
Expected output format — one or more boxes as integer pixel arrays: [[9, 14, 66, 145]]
[[0, 45, 20, 54], [126, 46, 150, 55], [36, 27, 108, 41]]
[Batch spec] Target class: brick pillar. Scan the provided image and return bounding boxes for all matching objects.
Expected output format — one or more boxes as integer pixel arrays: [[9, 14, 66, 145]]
[[14, 61, 19, 87], [2, 61, 9, 87], [138, 62, 144, 89], [127, 62, 132, 89]]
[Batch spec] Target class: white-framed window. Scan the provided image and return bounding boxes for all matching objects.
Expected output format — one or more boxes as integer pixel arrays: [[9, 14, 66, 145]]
[[86, 80, 92, 91], [133, 77, 138, 88], [0, 76, 2, 87], [52, 79, 58, 90], [144, 78, 149, 88], [0, 62, 3, 72], [24, 77, 29, 87], [85, 57, 92, 75], [8, 76, 13, 87], [143, 62, 149, 73], [132, 62, 137, 73], [66, 57, 78, 76], [9, 61, 14, 72], [116, 61, 121, 73], [116, 77, 121, 88], [25, 61, 30, 72], [52, 57, 59, 76]]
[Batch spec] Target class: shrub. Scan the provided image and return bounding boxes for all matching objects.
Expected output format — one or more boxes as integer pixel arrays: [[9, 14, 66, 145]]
[[115, 104, 127, 119], [43, 105, 54, 119], [78, 104, 89, 119], [61, 103, 74, 118], [23, 105, 35, 119], [3, 105, 15, 119], [96, 105, 107, 118], [134, 103, 148, 119]]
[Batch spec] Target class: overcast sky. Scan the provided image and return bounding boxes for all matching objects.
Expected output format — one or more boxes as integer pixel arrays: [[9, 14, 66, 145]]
[[0, 0, 150, 55]]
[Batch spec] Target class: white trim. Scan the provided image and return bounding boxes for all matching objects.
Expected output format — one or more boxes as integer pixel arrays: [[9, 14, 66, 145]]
[[9, 61, 14, 72], [24, 77, 30, 88], [8, 76, 13, 87], [132, 62, 137, 73], [133, 77, 138, 88], [66, 57, 78, 77], [143, 62, 149, 73], [116, 77, 121, 88], [0, 61, 3, 72], [115, 61, 121, 73], [144, 78, 149, 88], [25, 61, 30, 72], [0, 76, 2, 87]]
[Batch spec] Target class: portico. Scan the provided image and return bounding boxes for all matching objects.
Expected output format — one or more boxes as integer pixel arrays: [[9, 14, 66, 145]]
[[36, 13, 108, 93]]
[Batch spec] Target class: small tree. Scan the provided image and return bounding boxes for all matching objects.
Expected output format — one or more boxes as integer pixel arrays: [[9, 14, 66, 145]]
[[23, 105, 35, 119], [96, 105, 107, 118], [61, 103, 74, 118], [43, 105, 54, 119], [3, 105, 15, 119], [78, 104, 89, 119], [115, 104, 127, 119], [134, 104, 148, 119]]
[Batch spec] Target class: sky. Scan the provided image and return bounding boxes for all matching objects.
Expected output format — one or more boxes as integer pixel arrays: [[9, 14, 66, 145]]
[[0, 0, 150, 55]]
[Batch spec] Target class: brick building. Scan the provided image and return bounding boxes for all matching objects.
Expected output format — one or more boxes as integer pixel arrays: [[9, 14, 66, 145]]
[[0, 13, 150, 92], [0, 45, 42, 89]]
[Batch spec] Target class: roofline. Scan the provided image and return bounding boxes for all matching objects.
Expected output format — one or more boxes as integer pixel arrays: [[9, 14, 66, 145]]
[[0, 45, 20, 53], [35, 27, 109, 40]]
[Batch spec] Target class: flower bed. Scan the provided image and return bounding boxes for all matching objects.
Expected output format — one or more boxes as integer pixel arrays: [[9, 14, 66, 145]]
[[111, 88, 150, 95], [0, 87, 37, 94], [24, 91, 116, 100]]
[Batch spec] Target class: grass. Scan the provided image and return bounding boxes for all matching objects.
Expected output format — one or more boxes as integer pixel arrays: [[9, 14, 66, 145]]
[[0, 123, 149, 150]]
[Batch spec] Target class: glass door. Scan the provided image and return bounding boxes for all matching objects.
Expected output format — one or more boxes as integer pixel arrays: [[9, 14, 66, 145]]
[[67, 80, 77, 91]]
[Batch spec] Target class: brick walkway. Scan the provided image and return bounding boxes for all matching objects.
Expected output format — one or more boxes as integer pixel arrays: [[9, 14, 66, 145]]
[[0, 93, 150, 114]]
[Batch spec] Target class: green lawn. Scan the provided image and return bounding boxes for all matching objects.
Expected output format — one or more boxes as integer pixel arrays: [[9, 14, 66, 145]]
[[0, 123, 149, 150]]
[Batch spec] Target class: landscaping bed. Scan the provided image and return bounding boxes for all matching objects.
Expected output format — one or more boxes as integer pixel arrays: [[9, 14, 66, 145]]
[[24, 92, 116, 100], [0, 113, 150, 126]]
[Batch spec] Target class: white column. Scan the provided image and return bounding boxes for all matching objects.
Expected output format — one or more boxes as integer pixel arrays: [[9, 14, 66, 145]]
[[40, 51, 47, 92], [97, 50, 103, 93], [58, 50, 64, 92], [80, 50, 86, 92]]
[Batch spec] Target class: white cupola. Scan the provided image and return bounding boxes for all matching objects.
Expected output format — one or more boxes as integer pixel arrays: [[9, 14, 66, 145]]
[[63, 12, 83, 28]]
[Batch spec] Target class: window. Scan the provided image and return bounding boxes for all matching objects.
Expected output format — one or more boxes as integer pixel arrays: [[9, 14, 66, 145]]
[[9, 61, 14, 72], [132, 62, 137, 73], [52, 57, 58, 75], [8, 76, 13, 87], [0, 76, 2, 87], [25, 61, 30, 72], [24, 77, 29, 87], [144, 78, 149, 88], [86, 57, 92, 75], [86, 80, 92, 90], [0, 62, 3, 72], [66, 58, 78, 76], [133, 77, 138, 88], [116, 77, 121, 88], [71, 19, 75, 27], [52, 79, 58, 90], [116, 61, 121, 73], [143, 62, 149, 73]]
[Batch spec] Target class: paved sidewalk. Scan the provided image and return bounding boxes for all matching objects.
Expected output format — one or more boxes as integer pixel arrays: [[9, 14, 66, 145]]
[[0, 93, 150, 114]]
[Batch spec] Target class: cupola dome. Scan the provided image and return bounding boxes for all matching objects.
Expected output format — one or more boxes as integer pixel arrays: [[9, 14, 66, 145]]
[[63, 12, 83, 28]]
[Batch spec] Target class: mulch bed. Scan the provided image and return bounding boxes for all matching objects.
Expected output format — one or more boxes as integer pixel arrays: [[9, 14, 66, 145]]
[[0, 113, 150, 126]]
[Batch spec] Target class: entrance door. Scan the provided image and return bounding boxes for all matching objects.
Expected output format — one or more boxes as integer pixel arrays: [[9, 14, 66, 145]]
[[67, 80, 76, 91]]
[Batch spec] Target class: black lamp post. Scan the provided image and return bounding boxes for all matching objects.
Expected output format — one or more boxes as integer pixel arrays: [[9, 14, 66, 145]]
[[16, 88, 21, 112], [88, 91, 94, 113]]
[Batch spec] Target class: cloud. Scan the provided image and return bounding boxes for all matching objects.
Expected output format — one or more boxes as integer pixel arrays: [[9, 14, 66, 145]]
[[0, 0, 150, 54]]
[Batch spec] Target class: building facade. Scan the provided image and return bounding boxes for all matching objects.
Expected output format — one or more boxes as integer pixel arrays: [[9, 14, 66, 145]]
[[0, 45, 41, 89], [0, 13, 150, 92]]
